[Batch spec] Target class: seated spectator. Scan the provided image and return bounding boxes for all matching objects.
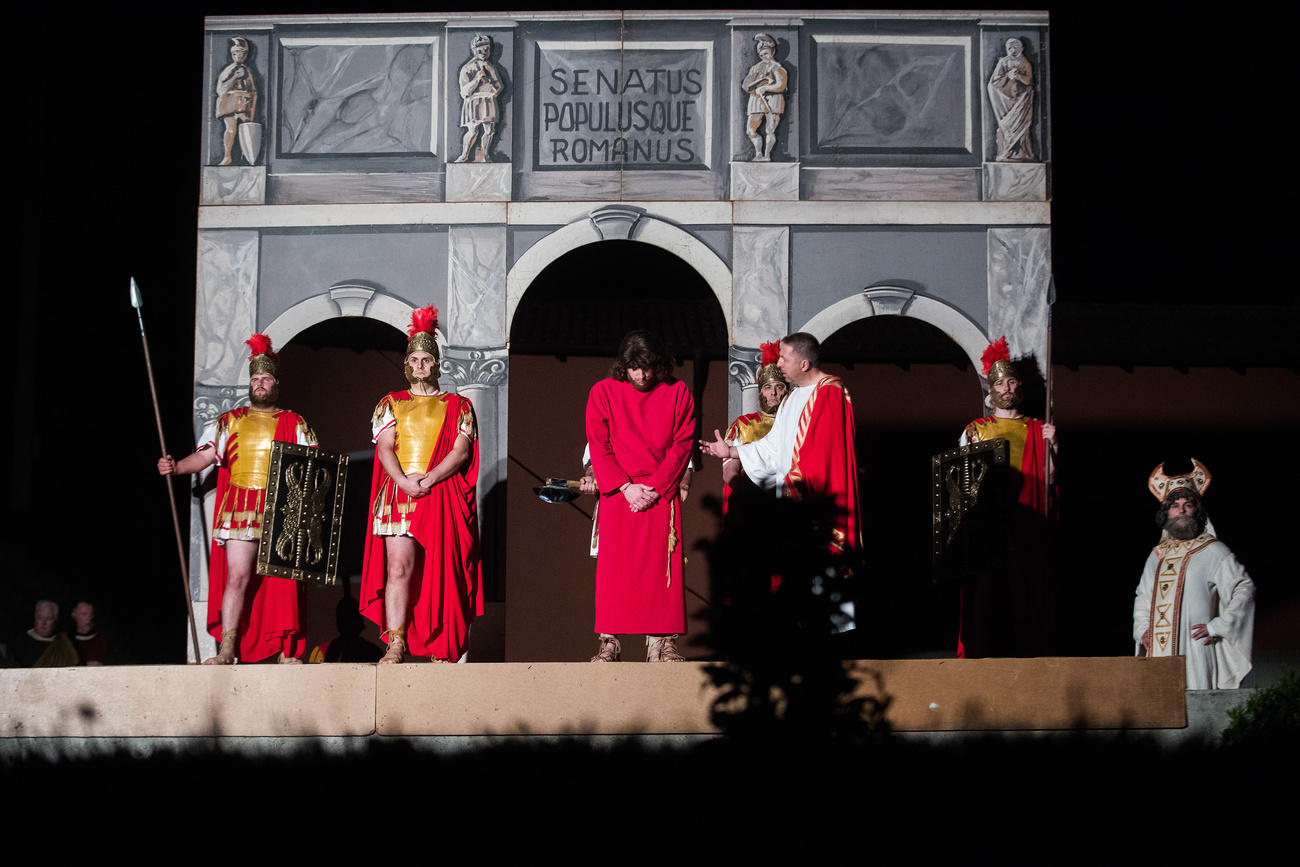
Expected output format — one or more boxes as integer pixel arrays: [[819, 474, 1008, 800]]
[[71, 599, 111, 666], [13, 600, 79, 667]]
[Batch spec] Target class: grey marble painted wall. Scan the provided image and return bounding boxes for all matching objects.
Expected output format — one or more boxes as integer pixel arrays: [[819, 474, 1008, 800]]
[[811, 37, 969, 152], [257, 228, 449, 329], [195, 231, 260, 385], [279, 40, 436, 155], [986, 227, 1050, 376], [789, 227, 988, 335], [448, 225, 508, 347]]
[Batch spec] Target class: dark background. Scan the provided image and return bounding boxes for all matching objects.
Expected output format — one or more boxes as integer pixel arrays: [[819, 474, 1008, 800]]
[[9, 4, 1297, 665]]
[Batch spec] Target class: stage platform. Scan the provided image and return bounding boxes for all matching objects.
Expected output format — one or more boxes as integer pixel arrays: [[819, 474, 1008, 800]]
[[2, 657, 1189, 742]]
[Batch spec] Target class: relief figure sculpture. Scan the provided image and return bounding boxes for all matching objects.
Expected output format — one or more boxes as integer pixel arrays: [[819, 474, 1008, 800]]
[[988, 37, 1034, 162], [454, 35, 504, 163], [741, 33, 787, 162], [215, 36, 261, 165]]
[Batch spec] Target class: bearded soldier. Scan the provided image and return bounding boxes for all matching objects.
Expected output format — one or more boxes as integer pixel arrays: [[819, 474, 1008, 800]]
[[721, 340, 788, 515], [159, 335, 318, 664], [953, 336, 1057, 658], [360, 307, 482, 663], [1134, 460, 1255, 689]]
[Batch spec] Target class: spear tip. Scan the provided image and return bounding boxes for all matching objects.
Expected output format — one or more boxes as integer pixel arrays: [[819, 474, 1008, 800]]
[[129, 277, 142, 309]]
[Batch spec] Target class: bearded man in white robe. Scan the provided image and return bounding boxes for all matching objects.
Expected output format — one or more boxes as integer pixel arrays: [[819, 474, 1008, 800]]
[[1133, 459, 1255, 690]]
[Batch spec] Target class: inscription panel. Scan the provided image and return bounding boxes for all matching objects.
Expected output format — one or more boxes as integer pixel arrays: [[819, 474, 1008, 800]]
[[534, 41, 713, 170]]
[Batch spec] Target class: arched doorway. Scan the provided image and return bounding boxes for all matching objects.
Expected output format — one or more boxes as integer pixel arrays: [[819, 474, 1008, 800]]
[[819, 314, 984, 656], [275, 316, 408, 657], [504, 240, 728, 662]]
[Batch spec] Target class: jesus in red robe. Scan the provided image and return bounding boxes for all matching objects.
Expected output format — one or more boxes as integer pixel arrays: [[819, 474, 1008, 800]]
[[585, 331, 696, 664]]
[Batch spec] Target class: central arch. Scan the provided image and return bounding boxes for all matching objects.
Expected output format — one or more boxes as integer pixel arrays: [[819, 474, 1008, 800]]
[[506, 207, 733, 339], [798, 286, 989, 385], [503, 237, 728, 663]]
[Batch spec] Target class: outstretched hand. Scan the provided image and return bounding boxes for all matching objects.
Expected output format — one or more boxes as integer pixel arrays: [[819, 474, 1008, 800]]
[[699, 429, 733, 460]]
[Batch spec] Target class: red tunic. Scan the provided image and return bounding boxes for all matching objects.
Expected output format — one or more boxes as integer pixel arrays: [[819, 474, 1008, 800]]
[[586, 377, 696, 634], [207, 410, 310, 662], [783, 376, 861, 555], [360, 391, 483, 661]]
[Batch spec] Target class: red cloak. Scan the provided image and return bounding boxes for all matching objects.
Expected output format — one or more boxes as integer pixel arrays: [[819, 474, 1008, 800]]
[[783, 376, 861, 555], [360, 391, 483, 661], [207, 410, 308, 662]]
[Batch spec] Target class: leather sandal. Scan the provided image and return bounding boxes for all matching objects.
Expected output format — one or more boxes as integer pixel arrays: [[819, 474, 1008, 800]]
[[379, 627, 407, 664], [590, 634, 621, 662], [646, 634, 685, 663], [203, 628, 239, 665]]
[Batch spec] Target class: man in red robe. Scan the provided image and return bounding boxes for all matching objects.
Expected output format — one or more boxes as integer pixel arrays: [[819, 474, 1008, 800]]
[[702, 332, 860, 558], [586, 330, 696, 663], [360, 307, 482, 663], [159, 335, 317, 663], [954, 336, 1057, 657]]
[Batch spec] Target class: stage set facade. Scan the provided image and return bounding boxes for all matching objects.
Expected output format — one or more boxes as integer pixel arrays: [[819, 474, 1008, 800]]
[[190, 9, 1052, 661]]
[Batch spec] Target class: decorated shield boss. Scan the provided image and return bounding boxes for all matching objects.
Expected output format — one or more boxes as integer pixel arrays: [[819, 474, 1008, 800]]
[[931, 438, 1009, 566], [257, 442, 349, 586]]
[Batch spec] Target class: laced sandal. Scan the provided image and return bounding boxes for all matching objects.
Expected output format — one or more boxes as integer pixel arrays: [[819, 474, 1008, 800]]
[[378, 628, 408, 664], [589, 634, 621, 663], [203, 628, 239, 665], [646, 634, 685, 663]]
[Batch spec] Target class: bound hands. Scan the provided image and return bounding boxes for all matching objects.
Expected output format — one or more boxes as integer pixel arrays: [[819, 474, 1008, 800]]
[[623, 482, 658, 512], [699, 430, 734, 460]]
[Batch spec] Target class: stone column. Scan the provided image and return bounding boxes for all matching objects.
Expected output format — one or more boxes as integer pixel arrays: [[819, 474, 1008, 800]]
[[444, 224, 508, 587], [189, 229, 261, 659], [730, 225, 790, 420], [987, 227, 1051, 379]]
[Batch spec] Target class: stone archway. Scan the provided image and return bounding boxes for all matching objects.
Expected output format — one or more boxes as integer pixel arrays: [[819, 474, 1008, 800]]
[[506, 206, 733, 338], [264, 282, 446, 356], [798, 286, 989, 389]]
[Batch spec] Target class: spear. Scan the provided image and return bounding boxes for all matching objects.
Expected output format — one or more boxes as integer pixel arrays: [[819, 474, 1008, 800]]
[[131, 277, 203, 663]]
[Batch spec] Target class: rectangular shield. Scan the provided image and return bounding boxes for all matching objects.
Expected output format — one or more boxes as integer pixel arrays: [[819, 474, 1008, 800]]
[[256, 442, 350, 586], [931, 438, 1009, 567]]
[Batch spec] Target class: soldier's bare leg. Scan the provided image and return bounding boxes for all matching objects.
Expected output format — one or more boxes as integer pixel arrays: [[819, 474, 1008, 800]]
[[379, 535, 417, 663], [204, 538, 256, 664]]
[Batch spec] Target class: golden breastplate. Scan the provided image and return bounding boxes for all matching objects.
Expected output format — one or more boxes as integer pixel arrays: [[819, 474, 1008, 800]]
[[228, 411, 279, 489], [972, 417, 1028, 471], [395, 395, 448, 474], [736, 414, 775, 444]]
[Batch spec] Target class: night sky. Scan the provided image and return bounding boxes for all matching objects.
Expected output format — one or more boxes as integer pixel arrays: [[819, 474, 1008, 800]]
[[9, 4, 1296, 662]]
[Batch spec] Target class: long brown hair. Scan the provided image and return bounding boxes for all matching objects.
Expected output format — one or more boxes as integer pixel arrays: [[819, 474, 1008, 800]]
[[611, 329, 674, 383]]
